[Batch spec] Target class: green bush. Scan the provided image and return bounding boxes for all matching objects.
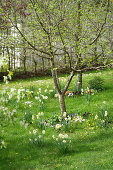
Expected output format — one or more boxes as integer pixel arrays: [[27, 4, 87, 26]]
[[88, 76, 104, 92]]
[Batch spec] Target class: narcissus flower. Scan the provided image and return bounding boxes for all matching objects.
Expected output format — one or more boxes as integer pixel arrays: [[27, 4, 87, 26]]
[[55, 124, 62, 130], [105, 111, 108, 117], [62, 140, 66, 143], [95, 114, 98, 119], [42, 130, 45, 134], [33, 129, 37, 134]]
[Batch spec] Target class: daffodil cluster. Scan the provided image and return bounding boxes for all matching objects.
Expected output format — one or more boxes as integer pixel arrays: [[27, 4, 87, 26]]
[[0, 105, 17, 149], [52, 133, 71, 153], [29, 129, 46, 146]]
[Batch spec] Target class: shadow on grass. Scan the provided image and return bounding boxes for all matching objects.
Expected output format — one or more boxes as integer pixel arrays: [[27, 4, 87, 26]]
[[0, 135, 58, 170], [69, 128, 113, 155], [0, 128, 113, 170]]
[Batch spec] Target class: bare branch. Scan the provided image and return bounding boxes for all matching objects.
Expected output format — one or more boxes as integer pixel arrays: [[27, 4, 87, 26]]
[[29, 0, 49, 35], [57, 24, 72, 66], [86, 15, 99, 32], [88, 0, 110, 47], [12, 23, 51, 59], [72, 64, 112, 72], [62, 71, 74, 95]]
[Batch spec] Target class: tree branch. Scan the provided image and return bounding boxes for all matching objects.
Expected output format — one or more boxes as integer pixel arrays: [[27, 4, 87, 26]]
[[62, 71, 74, 95], [50, 58, 61, 94], [87, 0, 110, 47], [72, 64, 112, 72], [15, 24, 51, 58], [29, 0, 49, 35]]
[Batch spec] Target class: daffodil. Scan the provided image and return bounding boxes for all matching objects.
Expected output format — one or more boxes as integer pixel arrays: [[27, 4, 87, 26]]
[[62, 140, 66, 143], [42, 130, 45, 134], [105, 111, 108, 117], [95, 114, 98, 119]]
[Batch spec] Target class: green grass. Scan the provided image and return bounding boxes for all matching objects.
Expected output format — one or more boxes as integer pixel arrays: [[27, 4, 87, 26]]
[[0, 69, 113, 170]]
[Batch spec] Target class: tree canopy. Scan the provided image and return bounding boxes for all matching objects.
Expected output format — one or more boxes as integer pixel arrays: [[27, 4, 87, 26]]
[[0, 0, 113, 114]]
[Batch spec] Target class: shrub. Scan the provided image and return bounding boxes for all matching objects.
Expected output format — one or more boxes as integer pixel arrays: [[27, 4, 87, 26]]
[[88, 76, 104, 92]]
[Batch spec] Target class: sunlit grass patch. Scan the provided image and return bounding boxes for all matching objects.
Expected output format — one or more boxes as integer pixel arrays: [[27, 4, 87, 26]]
[[0, 69, 113, 169]]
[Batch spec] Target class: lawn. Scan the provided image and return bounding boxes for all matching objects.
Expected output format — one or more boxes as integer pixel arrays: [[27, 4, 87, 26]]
[[0, 69, 113, 170]]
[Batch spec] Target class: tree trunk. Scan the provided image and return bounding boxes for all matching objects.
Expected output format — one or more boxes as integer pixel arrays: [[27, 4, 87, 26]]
[[34, 62, 37, 74], [64, 56, 66, 65], [51, 58, 68, 116], [93, 40, 98, 66], [59, 94, 66, 116], [42, 58, 44, 71], [76, 1, 82, 92], [23, 57, 26, 74], [77, 70, 82, 92], [6, 46, 10, 70], [13, 47, 16, 71]]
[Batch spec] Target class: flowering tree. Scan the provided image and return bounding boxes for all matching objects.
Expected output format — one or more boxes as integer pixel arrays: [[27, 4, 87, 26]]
[[0, 0, 112, 115], [72, 0, 113, 91]]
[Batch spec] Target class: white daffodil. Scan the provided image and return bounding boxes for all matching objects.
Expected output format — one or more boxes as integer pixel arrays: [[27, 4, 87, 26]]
[[95, 114, 98, 119], [52, 135, 55, 139], [44, 89, 47, 92], [59, 133, 62, 138], [55, 124, 61, 130], [38, 135, 41, 138], [56, 138, 58, 141], [33, 129, 37, 134], [68, 117, 71, 121], [42, 130, 45, 134], [41, 112, 44, 116], [62, 140, 66, 143], [54, 94, 59, 98], [64, 134, 68, 138], [105, 111, 108, 117], [63, 112, 67, 117]]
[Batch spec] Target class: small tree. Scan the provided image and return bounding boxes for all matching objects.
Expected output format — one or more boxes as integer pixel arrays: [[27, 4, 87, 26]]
[[0, 0, 112, 115]]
